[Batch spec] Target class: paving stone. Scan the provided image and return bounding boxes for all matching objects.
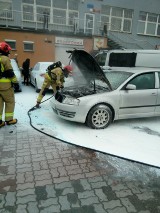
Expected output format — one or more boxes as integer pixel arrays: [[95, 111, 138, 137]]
[[46, 185, 56, 198], [70, 173, 85, 180], [39, 197, 58, 208], [90, 181, 107, 189], [39, 204, 60, 213], [17, 182, 35, 190], [27, 201, 39, 213], [78, 190, 95, 199], [17, 188, 35, 197], [93, 203, 108, 213], [95, 188, 108, 202], [0, 194, 5, 209], [80, 196, 99, 206], [35, 174, 52, 181], [136, 192, 154, 200], [107, 206, 128, 213], [35, 179, 52, 187], [80, 179, 91, 190], [103, 200, 122, 210], [85, 171, 100, 178], [5, 192, 16, 206], [16, 194, 36, 204], [16, 204, 27, 213], [120, 197, 137, 212], [55, 182, 72, 190], [53, 177, 69, 184], [115, 189, 133, 198], [59, 195, 71, 210]]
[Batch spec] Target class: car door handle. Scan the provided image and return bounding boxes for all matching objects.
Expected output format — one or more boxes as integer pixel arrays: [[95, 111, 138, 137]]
[[151, 93, 157, 96]]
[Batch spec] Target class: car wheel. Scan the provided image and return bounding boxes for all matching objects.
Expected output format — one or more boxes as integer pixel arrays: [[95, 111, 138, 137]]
[[86, 104, 112, 129], [35, 81, 40, 93]]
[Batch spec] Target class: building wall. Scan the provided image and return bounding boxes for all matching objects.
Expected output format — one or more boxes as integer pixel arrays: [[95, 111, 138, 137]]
[[0, 29, 107, 67], [0, 30, 55, 67]]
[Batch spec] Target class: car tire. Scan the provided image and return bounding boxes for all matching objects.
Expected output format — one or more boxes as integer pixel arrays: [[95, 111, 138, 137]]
[[35, 81, 40, 93], [86, 104, 112, 129]]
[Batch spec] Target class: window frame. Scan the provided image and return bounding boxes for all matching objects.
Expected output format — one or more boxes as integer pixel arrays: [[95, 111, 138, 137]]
[[23, 41, 34, 52], [100, 5, 133, 33], [5, 39, 16, 50], [0, 0, 13, 20], [138, 11, 160, 37]]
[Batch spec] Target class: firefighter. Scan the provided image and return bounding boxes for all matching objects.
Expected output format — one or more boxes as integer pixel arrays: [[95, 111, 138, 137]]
[[0, 41, 20, 128], [36, 61, 73, 107]]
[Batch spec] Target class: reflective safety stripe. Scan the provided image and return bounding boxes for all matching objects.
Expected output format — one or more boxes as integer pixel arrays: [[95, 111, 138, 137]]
[[0, 78, 11, 82], [5, 112, 14, 117], [0, 115, 2, 120]]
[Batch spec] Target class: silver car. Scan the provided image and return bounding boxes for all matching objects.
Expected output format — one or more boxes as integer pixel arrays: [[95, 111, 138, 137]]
[[50, 50, 160, 129]]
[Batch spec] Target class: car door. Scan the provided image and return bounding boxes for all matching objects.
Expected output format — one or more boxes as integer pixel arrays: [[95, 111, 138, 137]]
[[155, 72, 160, 115], [118, 72, 158, 119], [30, 63, 39, 85]]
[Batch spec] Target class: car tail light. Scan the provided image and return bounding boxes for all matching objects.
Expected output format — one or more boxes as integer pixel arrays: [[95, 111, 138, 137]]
[[40, 73, 45, 77]]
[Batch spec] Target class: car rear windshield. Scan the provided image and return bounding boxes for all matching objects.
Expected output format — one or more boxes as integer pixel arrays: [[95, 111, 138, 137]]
[[40, 63, 52, 70], [105, 71, 132, 90]]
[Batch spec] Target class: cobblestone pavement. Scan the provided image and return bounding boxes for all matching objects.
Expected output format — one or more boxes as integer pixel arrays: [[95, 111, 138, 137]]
[[0, 124, 160, 213]]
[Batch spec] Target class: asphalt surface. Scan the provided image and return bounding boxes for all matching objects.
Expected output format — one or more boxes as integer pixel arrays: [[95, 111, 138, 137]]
[[0, 121, 160, 213]]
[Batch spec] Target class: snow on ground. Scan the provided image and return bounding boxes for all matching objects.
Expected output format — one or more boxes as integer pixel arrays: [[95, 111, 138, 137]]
[[14, 85, 160, 169]]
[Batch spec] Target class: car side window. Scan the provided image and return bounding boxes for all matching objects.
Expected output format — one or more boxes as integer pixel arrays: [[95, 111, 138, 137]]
[[129, 73, 155, 90], [33, 63, 39, 71], [158, 72, 160, 87]]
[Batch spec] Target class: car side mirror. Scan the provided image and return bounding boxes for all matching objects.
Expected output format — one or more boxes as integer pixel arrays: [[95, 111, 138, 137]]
[[126, 84, 136, 90]]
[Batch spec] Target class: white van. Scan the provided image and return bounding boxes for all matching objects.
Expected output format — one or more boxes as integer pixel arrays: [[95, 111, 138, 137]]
[[95, 49, 160, 70]]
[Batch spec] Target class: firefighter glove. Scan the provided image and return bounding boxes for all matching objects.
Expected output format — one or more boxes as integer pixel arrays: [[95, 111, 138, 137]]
[[36, 102, 40, 108], [13, 83, 20, 91]]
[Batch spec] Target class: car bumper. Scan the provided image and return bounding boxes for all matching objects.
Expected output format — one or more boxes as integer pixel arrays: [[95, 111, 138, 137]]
[[50, 98, 87, 123]]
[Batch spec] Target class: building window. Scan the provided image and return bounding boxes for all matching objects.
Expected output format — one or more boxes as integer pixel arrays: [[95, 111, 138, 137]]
[[52, 0, 67, 9], [5, 40, 16, 50], [138, 11, 160, 37], [0, 0, 12, 19], [53, 9, 66, 25], [100, 5, 133, 33], [22, 4, 34, 21], [23, 41, 34, 51]]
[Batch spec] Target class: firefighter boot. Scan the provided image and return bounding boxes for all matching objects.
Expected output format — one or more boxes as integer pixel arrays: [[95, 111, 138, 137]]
[[6, 119, 18, 125], [0, 120, 5, 128]]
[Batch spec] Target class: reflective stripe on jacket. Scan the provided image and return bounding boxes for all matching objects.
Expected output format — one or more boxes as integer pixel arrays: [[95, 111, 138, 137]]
[[0, 55, 18, 90]]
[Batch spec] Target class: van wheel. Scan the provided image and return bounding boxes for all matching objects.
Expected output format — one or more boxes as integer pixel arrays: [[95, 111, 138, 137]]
[[35, 81, 40, 93], [86, 104, 112, 129]]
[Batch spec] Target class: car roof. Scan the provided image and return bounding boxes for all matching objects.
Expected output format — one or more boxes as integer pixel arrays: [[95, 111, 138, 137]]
[[104, 67, 160, 74], [98, 49, 160, 54], [37, 62, 53, 64]]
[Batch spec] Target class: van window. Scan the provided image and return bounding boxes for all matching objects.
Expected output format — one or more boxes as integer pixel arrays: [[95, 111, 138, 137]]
[[109, 53, 137, 67], [95, 52, 107, 66]]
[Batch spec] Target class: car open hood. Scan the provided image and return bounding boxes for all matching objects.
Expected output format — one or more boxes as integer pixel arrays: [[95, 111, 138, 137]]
[[68, 49, 112, 90]]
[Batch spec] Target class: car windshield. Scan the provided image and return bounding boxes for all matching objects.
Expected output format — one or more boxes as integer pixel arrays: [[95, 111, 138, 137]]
[[40, 63, 52, 71], [105, 71, 133, 90]]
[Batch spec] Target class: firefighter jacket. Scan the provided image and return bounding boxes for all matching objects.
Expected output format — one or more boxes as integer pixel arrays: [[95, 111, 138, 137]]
[[0, 55, 18, 90], [37, 67, 64, 103]]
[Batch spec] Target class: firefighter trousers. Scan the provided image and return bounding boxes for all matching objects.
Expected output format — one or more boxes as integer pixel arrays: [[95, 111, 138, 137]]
[[0, 87, 15, 121]]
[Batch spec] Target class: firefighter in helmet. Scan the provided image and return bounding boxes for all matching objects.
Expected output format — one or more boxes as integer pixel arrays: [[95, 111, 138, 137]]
[[36, 61, 73, 107], [0, 41, 20, 128]]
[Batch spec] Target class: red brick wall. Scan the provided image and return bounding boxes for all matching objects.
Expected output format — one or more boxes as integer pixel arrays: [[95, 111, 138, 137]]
[[0, 29, 108, 68]]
